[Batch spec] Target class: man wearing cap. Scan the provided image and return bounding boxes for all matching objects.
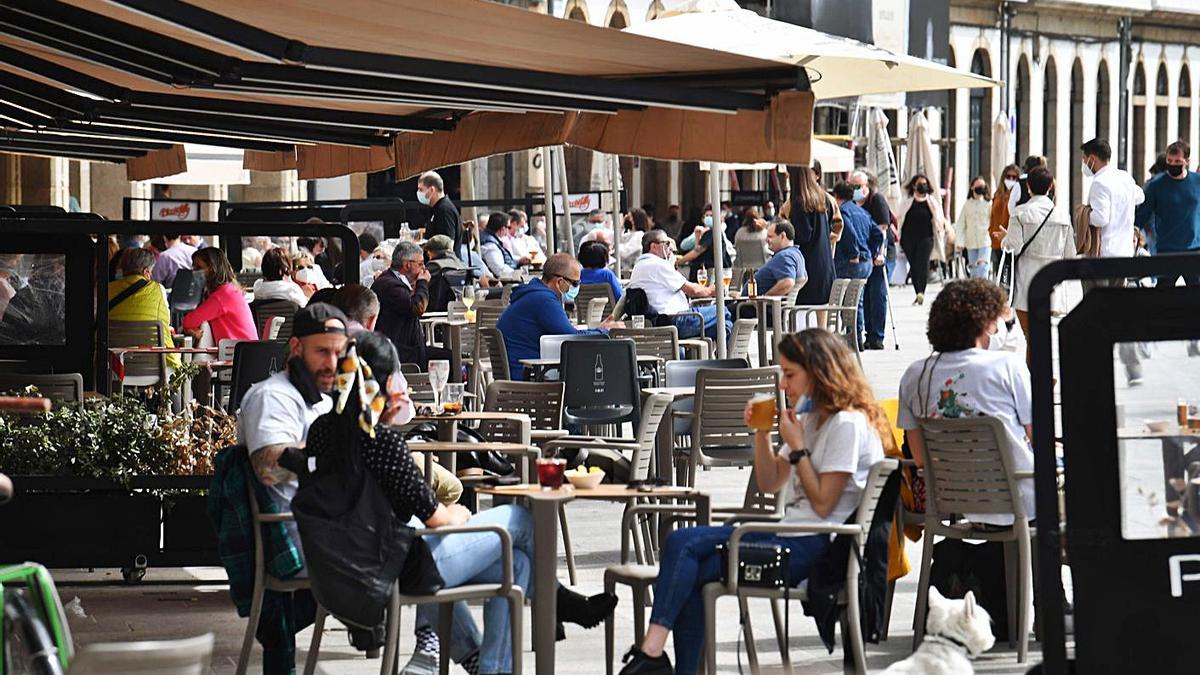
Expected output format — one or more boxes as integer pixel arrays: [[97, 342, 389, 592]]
[[422, 235, 470, 313], [373, 241, 453, 368]]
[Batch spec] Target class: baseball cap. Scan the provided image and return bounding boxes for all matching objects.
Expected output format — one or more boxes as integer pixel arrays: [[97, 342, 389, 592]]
[[422, 234, 454, 253], [292, 303, 348, 338]]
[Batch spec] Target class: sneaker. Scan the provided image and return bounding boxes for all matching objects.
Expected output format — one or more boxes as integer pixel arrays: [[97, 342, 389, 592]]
[[618, 647, 673, 675], [914, 293, 924, 306], [864, 341, 885, 351], [399, 651, 438, 675], [1128, 377, 1144, 388]]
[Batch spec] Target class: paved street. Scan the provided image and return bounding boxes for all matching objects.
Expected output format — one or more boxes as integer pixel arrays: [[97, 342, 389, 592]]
[[53, 280, 1104, 674]]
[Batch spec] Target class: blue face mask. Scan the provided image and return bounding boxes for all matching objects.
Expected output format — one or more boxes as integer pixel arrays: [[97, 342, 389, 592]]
[[562, 282, 579, 303], [703, 215, 713, 227], [794, 396, 813, 414], [853, 187, 867, 202], [416, 189, 430, 206]]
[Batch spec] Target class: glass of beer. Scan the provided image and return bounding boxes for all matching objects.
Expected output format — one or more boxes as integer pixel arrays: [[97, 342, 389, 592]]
[[748, 392, 777, 431], [442, 383, 465, 414], [696, 267, 708, 287], [722, 268, 733, 289], [537, 457, 567, 490]]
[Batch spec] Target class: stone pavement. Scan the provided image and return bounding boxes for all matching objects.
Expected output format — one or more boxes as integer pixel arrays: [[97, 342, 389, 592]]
[[52, 281, 1064, 674]]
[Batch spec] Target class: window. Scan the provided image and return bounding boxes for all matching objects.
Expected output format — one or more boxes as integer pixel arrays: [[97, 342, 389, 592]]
[[0, 253, 67, 346]]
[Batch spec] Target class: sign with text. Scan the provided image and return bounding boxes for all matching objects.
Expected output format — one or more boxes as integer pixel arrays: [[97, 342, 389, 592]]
[[150, 199, 201, 221], [553, 192, 603, 215]]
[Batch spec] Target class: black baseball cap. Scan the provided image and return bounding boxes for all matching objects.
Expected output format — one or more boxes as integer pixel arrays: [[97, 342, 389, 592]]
[[292, 303, 348, 338]]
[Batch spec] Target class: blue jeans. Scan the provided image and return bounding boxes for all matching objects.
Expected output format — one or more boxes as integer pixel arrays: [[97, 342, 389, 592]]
[[416, 504, 533, 674], [648, 526, 829, 675], [834, 261, 871, 346], [671, 303, 732, 340], [966, 247, 991, 279], [863, 263, 888, 343]]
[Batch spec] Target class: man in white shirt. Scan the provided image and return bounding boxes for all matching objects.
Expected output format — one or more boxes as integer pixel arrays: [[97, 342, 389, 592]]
[[1081, 137, 1146, 385], [628, 229, 727, 339]]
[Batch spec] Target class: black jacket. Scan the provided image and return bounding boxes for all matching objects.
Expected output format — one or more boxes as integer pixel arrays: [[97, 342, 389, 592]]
[[426, 253, 467, 313], [425, 197, 463, 254], [372, 269, 430, 366]]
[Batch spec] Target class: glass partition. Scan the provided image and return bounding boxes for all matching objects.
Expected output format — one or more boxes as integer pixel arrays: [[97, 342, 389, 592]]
[[0, 253, 67, 346]]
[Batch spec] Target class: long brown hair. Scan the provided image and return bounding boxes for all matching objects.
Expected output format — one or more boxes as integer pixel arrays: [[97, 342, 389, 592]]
[[785, 164, 828, 216], [192, 247, 239, 294], [777, 329, 895, 453]]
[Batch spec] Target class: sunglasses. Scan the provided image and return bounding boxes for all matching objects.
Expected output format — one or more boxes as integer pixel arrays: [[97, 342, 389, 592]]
[[557, 274, 580, 287]]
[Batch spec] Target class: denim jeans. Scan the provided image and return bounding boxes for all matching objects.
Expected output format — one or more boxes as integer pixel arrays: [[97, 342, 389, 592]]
[[671, 303, 732, 340], [648, 526, 829, 675], [416, 504, 533, 674], [863, 263, 888, 343], [966, 247, 991, 279], [834, 261, 871, 346]]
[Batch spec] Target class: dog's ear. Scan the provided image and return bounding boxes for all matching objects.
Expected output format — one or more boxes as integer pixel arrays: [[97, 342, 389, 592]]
[[928, 586, 945, 606], [963, 590, 977, 618]]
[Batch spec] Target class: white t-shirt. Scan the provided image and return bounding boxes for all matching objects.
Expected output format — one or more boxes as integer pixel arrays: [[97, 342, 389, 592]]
[[237, 370, 332, 552], [778, 410, 884, 528], [897, 349, 1035, 525], [1086, 165, 1145, 258], [628, 253, 690, 315]]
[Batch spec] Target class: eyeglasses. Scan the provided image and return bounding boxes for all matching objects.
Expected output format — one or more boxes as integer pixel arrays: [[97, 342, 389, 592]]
[[557, 275, 580, 287]]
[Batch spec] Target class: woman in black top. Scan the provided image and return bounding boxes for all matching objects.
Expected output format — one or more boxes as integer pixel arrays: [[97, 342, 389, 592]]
[[786, 165, 834, 308], [898, 174, 940, 304]]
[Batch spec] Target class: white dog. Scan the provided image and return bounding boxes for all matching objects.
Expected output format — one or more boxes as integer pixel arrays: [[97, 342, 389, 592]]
[[882, 588, 995, 675]]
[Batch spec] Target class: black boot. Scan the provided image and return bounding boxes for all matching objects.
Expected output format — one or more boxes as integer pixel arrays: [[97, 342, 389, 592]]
[[556, 585, 618, 629], [618, 646, 673, 674]]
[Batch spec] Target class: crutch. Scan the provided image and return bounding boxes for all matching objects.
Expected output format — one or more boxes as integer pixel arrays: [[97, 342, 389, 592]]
[[881, 267, 901, 350]]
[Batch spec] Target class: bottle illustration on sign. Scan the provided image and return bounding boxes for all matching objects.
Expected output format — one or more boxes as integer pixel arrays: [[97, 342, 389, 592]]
[[593, 354, 605, 392]]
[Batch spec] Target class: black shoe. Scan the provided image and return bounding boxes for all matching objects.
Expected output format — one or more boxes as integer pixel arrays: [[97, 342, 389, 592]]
[[864, 341, 885, 351], [618, 646, 673, 674], [557, 586, 618, 629]]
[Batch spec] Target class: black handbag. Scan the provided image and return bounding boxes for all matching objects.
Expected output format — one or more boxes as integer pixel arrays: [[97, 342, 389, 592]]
[[715, 542, 792, 588], [404, 422, 516, 476]]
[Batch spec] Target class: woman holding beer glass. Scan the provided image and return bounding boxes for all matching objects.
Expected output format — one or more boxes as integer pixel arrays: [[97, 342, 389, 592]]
[[619, 329, 890, 675]]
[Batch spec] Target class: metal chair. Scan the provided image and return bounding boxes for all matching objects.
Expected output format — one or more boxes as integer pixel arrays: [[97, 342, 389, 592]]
[[405, 373, 437, 405], [614, 288, 706, 340], [574, 282, 615, 324], [108, 319, 166, 389], [913, 417, 1034, 663], [679, 366, 781, 487], [250, 299, 300, 341], [780, 276, 809, 333], [379, 525, 524, 675], [534, 333, 609, 381], [167, 269, 206, 330], [238, 476, 325, 675], [663, 358, 749, 478], [586, 296, 609, 328], [701, 458, 900, 675], [794, 278, 867, 362], [262, 316, 286, 341], [545, 391, 671, 486], [67, 633, 214, 674], [609, 325, 679, 386], [0, 372, 83, 403], [561, 338, 641, 433], [727, 318, 757, 363], [228, 341, 289, 412], [478, 327, 510, 381], [786, 277, 849, 330]]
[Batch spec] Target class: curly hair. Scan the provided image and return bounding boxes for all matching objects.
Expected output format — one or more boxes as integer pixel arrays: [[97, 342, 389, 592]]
[[926, 279, 1005, 352], [777, 329, 895, 454]]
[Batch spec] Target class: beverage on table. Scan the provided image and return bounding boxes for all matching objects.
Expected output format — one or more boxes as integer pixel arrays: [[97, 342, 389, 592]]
[[748, 392, 777, 431], [696, 267, 708, 287], [722, 268, 733, 289], [537, 457, 567, 490], [442, 383, 465, 414], [1179, 399, 1189, 427], [428, 359, 450, 411]]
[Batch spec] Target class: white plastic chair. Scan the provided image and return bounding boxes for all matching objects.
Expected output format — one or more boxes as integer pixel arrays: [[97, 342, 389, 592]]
[[67, 633, 213, 674]]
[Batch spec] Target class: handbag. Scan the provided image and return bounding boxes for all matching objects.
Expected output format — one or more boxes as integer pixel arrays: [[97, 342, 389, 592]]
[[715, 542, 792, 589]]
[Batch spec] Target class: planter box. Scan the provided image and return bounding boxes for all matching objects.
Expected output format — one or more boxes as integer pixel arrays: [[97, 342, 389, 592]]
[[161, 493, 219, 565], [0, 491, 161, 569]]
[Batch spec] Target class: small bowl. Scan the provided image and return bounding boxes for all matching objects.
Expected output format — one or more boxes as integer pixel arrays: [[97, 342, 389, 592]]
[[566, 470, 605, 489], [1145, 419, 1172, 433]]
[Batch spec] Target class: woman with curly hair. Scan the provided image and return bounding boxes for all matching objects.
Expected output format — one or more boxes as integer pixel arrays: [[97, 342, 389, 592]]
[[620, 329, 889, 675], [896, 278, 1035, 526]]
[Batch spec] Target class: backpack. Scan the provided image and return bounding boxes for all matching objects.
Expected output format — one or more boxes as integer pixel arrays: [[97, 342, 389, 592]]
[[1072, 204, 1101, 257]]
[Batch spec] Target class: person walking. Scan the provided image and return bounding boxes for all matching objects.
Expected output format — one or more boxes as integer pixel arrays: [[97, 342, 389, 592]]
[[832, 182, 879, 348], [849, 169, 893, 350], [991, 164, 1022, 280], [1135, 140, 1200, 287], [958, 176, 995, 279], [897, 174, 945, 305], [1082, 137, 1147, 384]]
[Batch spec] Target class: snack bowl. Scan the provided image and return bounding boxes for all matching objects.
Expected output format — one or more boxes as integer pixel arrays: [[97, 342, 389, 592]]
[[566, 468, 605, 489], [1145, 419, 1172, 433]]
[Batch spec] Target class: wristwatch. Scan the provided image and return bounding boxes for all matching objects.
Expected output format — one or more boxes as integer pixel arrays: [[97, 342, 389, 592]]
[[787, 448, 812, 465]]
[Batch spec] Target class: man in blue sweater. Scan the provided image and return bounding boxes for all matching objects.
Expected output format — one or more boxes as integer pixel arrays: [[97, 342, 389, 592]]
[[1136, 140, 1200, 288], [497, 253, 621, 380], [832, 181, 881, 349]]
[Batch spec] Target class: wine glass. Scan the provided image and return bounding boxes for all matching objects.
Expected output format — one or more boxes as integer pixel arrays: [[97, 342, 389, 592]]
[[462, 285, 477, 310], [428, 360, 450, 412], [721, 268, 733, 290], [696, 267, 708, 287]]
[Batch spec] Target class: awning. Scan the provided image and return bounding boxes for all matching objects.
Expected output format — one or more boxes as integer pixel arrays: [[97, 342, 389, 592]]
[[699, 139, 855, 174], [630, 0, 999, 100]]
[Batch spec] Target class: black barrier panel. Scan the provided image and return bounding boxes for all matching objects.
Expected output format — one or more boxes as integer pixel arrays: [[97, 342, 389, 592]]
[[1028, 253, 1200, 674]]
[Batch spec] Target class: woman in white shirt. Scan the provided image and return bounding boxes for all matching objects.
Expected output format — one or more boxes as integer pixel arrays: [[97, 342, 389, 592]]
[[620, 329, 889, 675], [956, 176, 994, 279], [252, 247, 308, 306], [1001, 166, 1075, 343], [897, 278, 1035, 526]]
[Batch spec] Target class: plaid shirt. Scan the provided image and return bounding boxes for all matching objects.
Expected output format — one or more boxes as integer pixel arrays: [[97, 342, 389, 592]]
[[208, 445, 303, 616]]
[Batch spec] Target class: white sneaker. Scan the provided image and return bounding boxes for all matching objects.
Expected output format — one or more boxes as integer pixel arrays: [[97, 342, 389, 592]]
[[399, 651, 438, 675]]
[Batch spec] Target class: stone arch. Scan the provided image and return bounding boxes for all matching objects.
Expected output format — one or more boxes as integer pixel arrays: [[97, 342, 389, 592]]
[[1096, 60, 1111, 142], [1070, 58, 1085, 206], [1133, 60, 1147, 179], [646, 0, 666, 21], [1015, 54, 1032, 162], [564, 0, 590, 22], [605, 0, 630, 29], [1043, 55, 1059, 173], [1179, 63, 1192, 144]]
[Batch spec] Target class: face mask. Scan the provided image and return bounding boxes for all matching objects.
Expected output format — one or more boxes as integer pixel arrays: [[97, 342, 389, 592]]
[[589, 220, 605, 230], [973, 186, 987, 197], [516, 226, 527, 237], [915, 183, 931, 195], [764, 208, 775, 218], [370, 258, 387, 273], [416, 188, 431, 206], [853, 187, 867, 202], [562, 281, 579, 303], [988, 320, 1008, 352], [1004, 178, 1018, 191], [1167, 163, 1186, 178], [794, 395, 814, 414], [1081, 160, 1094, 178], [287, 356, 326, 405], [703, 215, 713, 227], [295, 268, 313, 283]]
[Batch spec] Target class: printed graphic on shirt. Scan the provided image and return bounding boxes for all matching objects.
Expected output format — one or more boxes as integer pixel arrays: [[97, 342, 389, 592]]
[[935, 373, 977, 419]]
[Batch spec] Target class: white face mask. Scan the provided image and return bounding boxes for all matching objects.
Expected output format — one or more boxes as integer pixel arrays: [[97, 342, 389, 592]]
[[988, 319, 1008, 351], [1004, 178, 1018, 192], [295, 267, 313, 284], [370, 258, 387, 273], [1081, 160, 1094, 178]]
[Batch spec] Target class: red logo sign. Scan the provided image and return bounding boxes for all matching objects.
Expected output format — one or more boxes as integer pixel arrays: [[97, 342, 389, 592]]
[[157, 203, 192, 220]]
